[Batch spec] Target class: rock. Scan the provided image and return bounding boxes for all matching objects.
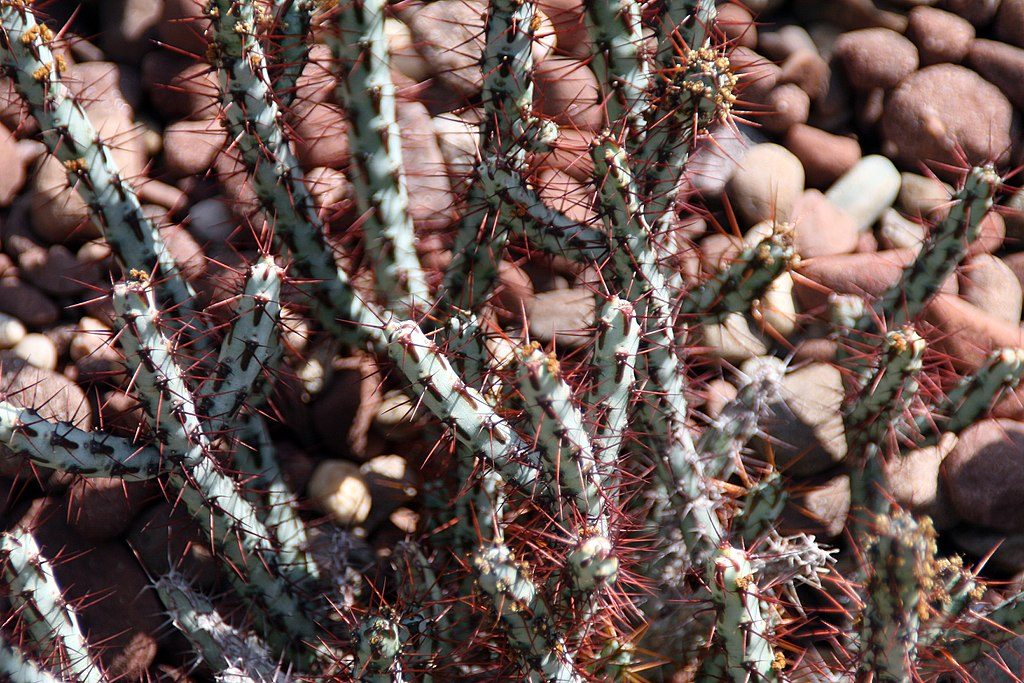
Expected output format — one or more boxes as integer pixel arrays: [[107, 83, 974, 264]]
[[495, 260, 535, 319], [781, 473, 850, 538], [18, 244, 90, 296], [939, 0, 1001, 25], [526, 288, 595, 349], [396, 100, 457, 231], [717, 4, 757, 48], [728, 47, 780, 106], [536, 0, 590, 58], [0, 352, 91, 427], [432, 111, 480, 196], [942, 419, 1024, 531], [292, 44, 338, 106], [18, 499, 163, 679], [142, 53, 221, 121], [972, 211, 1006, 256], [703, 378, 739, 419], [162, 119, 226, 178], [996, 0, 1024, 47], [726, 143, 804, 227], [783, 124, 861, 188], [361, 454, 420, 528], [157, 0, 209, 54], [793, 338, 838, 363], [959, 255, 1021, 323], [906, 7, 974, 65], [759, 362, 847, 476], [701, 313, 770, 362], [404, 0, 485, 97], [537, 168, 597, 224], [12, 334, 58, 371], [951, 527, 1024, 574], [878, 209, 926, 251], [100, 0, 161, 61], [779, 50, 830, 100], [923, 293, 1024, 370], [66, 476, 156, 542], [756, 271, 799, 338], [759, 25, 817, 61], [159, 223, 206, 282], [897, 172, 951, 219], [0, 122, 26, 206], [186, 197, 236, 244], [0, 279, 59, 328], [886, 433, 958, 528], [290, 101, 350, 170], [533, 57, 604, 131], [791, 190, 859, 258], [967, 39, 1024, 110], [834, 28, 918, 90], [825, 155, 901, 231], [71, 317, 122, 383], [0, 312, 26, 349], [760, 84, 811, 134], [680, 122, 764, 200], [385, 18, 431, 82], [308, 460, 373, 526], [373, 389, 422, 440], [306, 167, 354, 222], [881, 65, 1014, 171], [128, 502, 220, 591]]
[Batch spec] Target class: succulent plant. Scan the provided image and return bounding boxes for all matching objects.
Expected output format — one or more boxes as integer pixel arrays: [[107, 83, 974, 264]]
[[0, 0, 1022, 681]]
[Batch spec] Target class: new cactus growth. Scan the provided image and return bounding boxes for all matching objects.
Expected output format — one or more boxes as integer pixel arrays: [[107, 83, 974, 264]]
[[1, 0, 1023, 680]]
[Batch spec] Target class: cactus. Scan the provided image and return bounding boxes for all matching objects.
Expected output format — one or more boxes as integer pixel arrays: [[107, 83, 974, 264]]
[[1, 1, 1023, 681]]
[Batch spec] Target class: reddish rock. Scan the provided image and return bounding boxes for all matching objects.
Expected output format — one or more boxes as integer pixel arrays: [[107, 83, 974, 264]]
[[779, 50, 830, 100], [780, 473, 850, 538], [784, 124, 861, 188], [717, 4, 758, 49], [939, 0, 1000, 25], [402, 0, 485, 96], [527, 288, 595, 349], [996, 0, 1024, 48], [290, 101, 351, 170], [907, 7, 975, 65], [528, 128, 596, 183], [537, 168, 597, 225], [536, 0, 590, 58], [494, 261, 535, 319], [0, 122, 26, 205], [730, 47, 781, 105], [66, 477, 157, 542], [882, 65, 1015, 172], [156, 0, 210, 55], [17, 245, 90, 297], [533, 58, 604, 131], [967, 39, 1024, 110], [760, 84, 811, 134], [396, 100, 458, 231], [923, 293, 1024, 370], [162, 119, 227, 178], [0, 279, 59, 328], [793, 248, 943, 312], [142, 53, 220, 121], [834, 28, 918, 90], [959, 254, 1022, 323], [792, 190, 859, 258], [942, 419, 1024, 531]]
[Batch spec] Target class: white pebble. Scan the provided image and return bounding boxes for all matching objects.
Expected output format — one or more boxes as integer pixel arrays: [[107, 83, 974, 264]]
[[308, 460, 373, 526], [13, 333, 58, 370], [0, 312, 26, 349]]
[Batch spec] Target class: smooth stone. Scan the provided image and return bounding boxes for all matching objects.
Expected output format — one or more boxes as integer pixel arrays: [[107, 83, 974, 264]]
[[403, 0, 485, 97], [385, 18, 431, 82], [779, 50, 830, 100], [12, 333, 58, 371], [308, 460, 373, 526], [881, 65, 1014, 171], [432, 111, 480, 195], [526, 288, 595, 349], [726, 143, 805, 227], [760, 84, 810, 134], [939, 0, 1000, 25], [162, 119, 226, 178], [396, 100, 458, 231], [703, 379, 739, 419], [532, 58, 604, 131], [942, 419, 1024, 532], [967, 39, 1024, 110], [680, 122, 765, 200], [825, 155, 901, 231], [877, 208, 926, 250], [759, 361, 847, 476], [756, 271, 799, 339], [0, 312, 26, 348], [897, 172, 951, 219], [907, 7, 974, 65], [717, 4, 757, 48], [791, 190, 859, 258], [0, 279, 59, 328], [886, 433, 959, 529], [701, 313, 770, 363], [834, 28, 919, 90], [781, 473, 850, 538], [783, 124, 861, 188], [996, 0, 1024, 47], [959, 254, 1023, 323], [923, 293, 1024, 370]]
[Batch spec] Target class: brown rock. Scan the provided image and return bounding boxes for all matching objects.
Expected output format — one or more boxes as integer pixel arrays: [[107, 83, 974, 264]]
[[784, 124, 861, 188], [527, 288, 595, 348], [959, 254, 1022, 323], [907, 7, 974, 65], [886, 433, 958, 528], [942, 419, 1024, 531], [403, 0, 485, 97], [703, 378, 739, 419], [729, 47, 780, 105], [967, 39, 1024, 110], [162, 119, 227, 178], [528, 128, 596, 183], [289, 101, 350, 170], [128, 501, 221, 591], [791, 190, 859, 258], [834, 28, 918, 90], [0, 122, 26, 206], [397, 100, 458, 231], [717, 4, 757, 49], [156, 0, 210, 55], [939, 0, 1000, 25], [923, 293, 1024, 370], [536, 0, 590, 58], [537, 168, 597, 225], [66, 477, 157, 542], [996, 0, 1024, 48], [293, 44, 338, 106], [0, 279, 59, 328], [881, 65, 1014, 171], [495, 261, 535, 319], [726, 143, 805, 226], [17, 244, 90, 297], [18, 498, 163, 678], [781, 473, 850, 538], [878, 208, 926, 251], [533, 58, 604, 131], [972, 211, 1006, 256], [760, 84, 811, 134], [142, 53, 220, 121], [759, 362, 847, 476], [99, 0, 161, 61], [792, 337, 838, 363], [779, 50, 830, 100], [897, 172, 950, 219]]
